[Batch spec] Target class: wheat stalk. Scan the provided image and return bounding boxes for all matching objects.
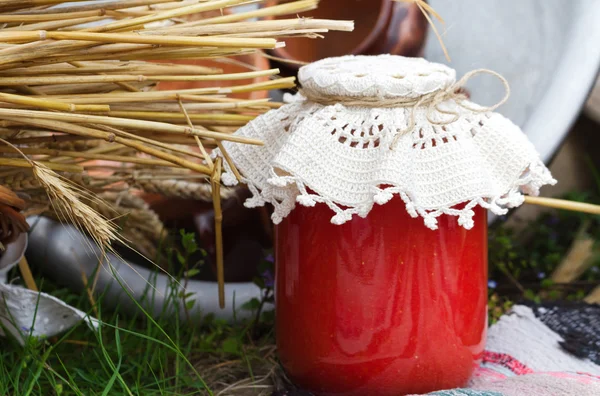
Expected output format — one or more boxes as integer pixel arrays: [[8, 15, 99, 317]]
[[33, 164, 122, 251], [0, 0, 354, 306]]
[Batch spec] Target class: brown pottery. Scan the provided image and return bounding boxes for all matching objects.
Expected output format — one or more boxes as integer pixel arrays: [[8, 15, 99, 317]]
[[264, 0, 427, 71]]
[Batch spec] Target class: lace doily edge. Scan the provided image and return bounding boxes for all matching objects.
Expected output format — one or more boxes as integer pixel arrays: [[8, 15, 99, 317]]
[[219, 158, 557, 230]]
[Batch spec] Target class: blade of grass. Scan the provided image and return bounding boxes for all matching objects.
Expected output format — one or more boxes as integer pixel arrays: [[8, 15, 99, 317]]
[[100, 322, 124, 396], [105, 262, 213, 395]]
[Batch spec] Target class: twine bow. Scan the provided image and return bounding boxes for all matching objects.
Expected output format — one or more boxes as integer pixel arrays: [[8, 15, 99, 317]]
[[301, 69, 511, 148], [408, 68, 511, 128]]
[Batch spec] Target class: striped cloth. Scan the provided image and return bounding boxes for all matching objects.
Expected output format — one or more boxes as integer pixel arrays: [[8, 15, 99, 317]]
[[411, 303, 600, 396]]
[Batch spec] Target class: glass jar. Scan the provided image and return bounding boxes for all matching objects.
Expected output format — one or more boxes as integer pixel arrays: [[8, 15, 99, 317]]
[[275, 197, 488, 395]]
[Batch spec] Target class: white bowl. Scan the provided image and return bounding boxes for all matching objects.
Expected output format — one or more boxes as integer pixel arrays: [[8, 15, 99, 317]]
[[426, 0, 600, 162]]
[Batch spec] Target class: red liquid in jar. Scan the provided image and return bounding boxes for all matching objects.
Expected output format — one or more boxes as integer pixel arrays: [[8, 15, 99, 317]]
[[275, 198, 488, 395]]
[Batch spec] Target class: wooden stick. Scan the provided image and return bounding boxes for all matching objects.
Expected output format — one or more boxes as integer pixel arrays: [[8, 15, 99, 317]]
[[104, 110, 254, 125], [2, 117, 213, 175], [67, 61, 141, 93], [108, 133, 202, 146], [92, 124, 206, 161], [220, 29, 326, 39], [0, 31, 279, 49], [261, 51, 309, 66], [1, 62, 221, 76], [177, 97, 213, 168], [0, 10, 105, 22], [125, 0, 206, 12], [33, 82, 155, 96], [0, 0, 90, 11], [178, 94, 281, 108], [52, 145, 132, 164], [12, 85, 44, 96], [7, 134, 95, 146], [17, 0, 174, 14], [551, 220, 596, 283], [0, 69, 279, 85], [1, 16, 111, 33], [0, 92, 109, 112], [112, 98, 271, 112], [215, 141, 242, 183], [138, 69, 279, 81], [86, 0, 250, 33], [166, 0, 319, 28], [151, 18, 354, 36], [524, 196, 600, 215], [0, 157, 83, 173], [16, 48, 253, 66], [36, 77, 295, 104], [0, 41, 249, 69], [0, 108, 263, 145], [585, 286, 600, 304], [211, 157, 225, 309], [0, 147, 177, 167], [18, 257, 38, 292]]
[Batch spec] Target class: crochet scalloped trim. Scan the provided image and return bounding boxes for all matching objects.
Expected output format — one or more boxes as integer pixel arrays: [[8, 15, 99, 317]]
[[216, 57, 556, 230], [222, 156, 555, 230]]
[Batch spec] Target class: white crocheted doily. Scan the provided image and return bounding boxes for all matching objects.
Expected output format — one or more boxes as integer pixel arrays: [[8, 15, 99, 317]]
[[217, 55, 556, 230], [299, 55, 456, 100]]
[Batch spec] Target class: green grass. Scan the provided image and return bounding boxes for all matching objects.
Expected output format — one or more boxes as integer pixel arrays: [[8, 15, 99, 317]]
[[3, 184, 599, 394], [0, 260, 277, 396]]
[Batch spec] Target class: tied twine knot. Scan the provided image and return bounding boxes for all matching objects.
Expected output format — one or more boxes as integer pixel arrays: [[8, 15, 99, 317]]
[[300, 69, 510, 149]]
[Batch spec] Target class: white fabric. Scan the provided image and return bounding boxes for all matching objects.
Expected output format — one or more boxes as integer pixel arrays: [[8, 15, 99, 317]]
[[0, 284, 99, 345], [484, 305, 600, 375], [0, 233, 99, 345], [219, 55, 556, 229], [472, 374, 600, 396], [299, 54, 456, 100]]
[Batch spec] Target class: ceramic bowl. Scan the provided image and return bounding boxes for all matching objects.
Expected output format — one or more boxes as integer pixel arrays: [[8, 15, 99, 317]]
[[425, 0, 600, 163]]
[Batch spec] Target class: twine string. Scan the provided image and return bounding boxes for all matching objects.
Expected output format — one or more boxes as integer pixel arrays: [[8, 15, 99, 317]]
[[395, 0, 450, 62], [300, 69, 510, 148]]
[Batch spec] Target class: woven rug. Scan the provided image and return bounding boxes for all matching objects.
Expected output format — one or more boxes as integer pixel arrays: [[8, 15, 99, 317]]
[[417, 303, 600, 396]]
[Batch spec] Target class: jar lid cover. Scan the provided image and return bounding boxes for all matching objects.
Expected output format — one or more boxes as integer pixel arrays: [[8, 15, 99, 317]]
[[299, 55, 456, 100], [217, 55, 555, 230]]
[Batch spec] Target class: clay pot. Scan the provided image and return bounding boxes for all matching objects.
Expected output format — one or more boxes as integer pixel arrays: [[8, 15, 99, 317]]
[[264, 0, 427, 71], [367, 0, 428, 57]]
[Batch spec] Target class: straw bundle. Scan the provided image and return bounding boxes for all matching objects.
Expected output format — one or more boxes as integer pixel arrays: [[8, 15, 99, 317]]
[[0, 0, 353, 306]]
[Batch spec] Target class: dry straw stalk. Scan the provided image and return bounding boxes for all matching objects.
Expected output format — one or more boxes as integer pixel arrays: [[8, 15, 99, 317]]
[[0, 0, 353, 307]]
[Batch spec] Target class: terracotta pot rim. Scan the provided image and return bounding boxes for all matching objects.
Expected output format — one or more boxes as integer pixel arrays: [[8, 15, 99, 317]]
[[354, 0, 394, 55], [381, 2, 428, 57], [266, 0, 392, 68]]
